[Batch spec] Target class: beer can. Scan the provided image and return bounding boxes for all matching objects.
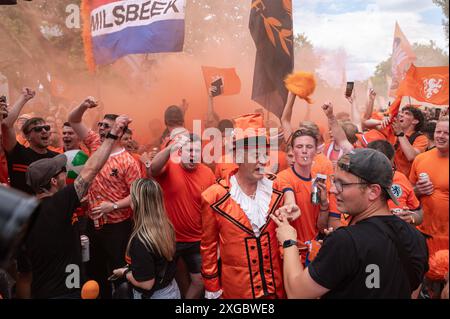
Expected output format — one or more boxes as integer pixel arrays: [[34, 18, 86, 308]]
[[80, 235, 90, 262], [419, 173, 429, 182], [311, 185, 320, 205]]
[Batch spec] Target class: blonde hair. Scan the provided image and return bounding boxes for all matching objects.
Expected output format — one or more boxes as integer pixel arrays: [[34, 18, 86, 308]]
[[127, 178, 176, 261]]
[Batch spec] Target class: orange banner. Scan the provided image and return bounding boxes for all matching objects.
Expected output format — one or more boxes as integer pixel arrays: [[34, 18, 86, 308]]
[[389, 64, 449, 118], [389, 22, 416, 98], [201, 66, 241, 96]]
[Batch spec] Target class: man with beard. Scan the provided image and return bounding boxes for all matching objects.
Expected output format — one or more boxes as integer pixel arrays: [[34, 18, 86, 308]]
[[150, 132, 216, 299], [68, 97, 142, 298], [410, 116, 449, 298], [1, 88, 59, 194]]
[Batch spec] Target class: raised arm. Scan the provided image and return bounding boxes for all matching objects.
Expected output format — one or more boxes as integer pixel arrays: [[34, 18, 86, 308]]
[[361, 89, 377, 130], [150, 133, 189, 177], [1, 88, 35, 152], [206, 87, 220, 128], [3, 88, 35, 128], [68, 97, 98, 141], [322, 102, 354, 154], [281, 92, 296, 144], [73, 115, 130, 200]]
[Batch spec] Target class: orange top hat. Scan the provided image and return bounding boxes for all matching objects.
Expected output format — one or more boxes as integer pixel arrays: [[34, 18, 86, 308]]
[[233, 113, 269, 149]]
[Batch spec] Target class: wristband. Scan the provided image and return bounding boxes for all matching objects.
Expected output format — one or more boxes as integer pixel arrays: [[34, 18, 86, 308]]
[[106, 132, 119, 140]]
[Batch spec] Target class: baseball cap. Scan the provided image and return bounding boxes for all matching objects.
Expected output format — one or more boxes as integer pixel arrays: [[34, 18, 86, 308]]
[[26, 154, 67, 193], [164, 105, 184, 127], [337, 148, 399, 205]]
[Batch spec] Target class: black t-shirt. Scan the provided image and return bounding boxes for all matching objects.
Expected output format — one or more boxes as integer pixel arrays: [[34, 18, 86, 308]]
[[6, 143, 59, 194], [308, 216, 428, 299], [23, 184, 81, 298], [129, 237, 177, 296]]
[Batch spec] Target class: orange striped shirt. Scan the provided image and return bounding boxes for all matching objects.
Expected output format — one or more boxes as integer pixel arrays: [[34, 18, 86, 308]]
[[84, 130, 142, 226]]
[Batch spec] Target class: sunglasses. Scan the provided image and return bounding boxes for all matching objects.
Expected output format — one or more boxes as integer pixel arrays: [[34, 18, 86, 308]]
[[97, 122, 111, 129], [30, 125, 51, 133]]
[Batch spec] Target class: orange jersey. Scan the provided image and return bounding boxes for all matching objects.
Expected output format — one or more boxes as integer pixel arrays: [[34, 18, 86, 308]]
[[155, 160, 216, 242], [409, 148, 449, 256], [130, 152, 147, 177], [201, 174, 285, 299], [389, 171, 421, 210], [394, 132, 428, 177], [84, 131, 142, 225], [277, 166, 340, 244]]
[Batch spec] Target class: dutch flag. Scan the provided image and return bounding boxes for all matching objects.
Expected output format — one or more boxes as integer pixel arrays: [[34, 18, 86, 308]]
[[83, 0, 185, 69]]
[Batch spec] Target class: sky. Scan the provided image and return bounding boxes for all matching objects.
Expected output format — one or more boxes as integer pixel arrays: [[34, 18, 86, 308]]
[[292, 0, 448, 81]]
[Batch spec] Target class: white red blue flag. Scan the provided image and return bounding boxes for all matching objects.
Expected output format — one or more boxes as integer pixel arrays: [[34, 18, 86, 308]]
[[82, 0, 185, 70]]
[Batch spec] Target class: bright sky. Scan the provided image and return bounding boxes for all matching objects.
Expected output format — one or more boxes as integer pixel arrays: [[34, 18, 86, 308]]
[[293, 0, 448, 81]]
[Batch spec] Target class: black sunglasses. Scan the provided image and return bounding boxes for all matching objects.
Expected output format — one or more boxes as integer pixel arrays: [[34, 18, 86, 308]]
[[30, 125, 51, 133], [97, 122, 111, 129]]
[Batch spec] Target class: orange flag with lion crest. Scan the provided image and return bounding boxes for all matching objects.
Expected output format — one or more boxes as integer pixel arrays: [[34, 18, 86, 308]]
[[389, 64, 449, 118]]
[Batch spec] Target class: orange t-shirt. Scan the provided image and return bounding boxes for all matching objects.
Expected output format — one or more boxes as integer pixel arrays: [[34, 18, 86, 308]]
[[394, 132, 428, 177], [409, 148, 449, 255], [84, 130, 142, 226], [277, 166, 340, 244], [388, 171, 420, 210], [155, 160, 216, 242], [130, 152, 147, 177]]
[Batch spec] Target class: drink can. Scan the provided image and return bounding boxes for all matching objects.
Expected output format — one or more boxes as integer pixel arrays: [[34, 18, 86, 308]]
[[311, 185, 320, 205], [419, 173, 429, 182], [80, 235, 90, 262]]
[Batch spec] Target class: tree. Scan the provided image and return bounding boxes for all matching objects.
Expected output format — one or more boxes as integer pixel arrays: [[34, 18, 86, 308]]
[[433, 0, 449, 43], [293, 33, 321, 72], [370, 41, 449, 98]]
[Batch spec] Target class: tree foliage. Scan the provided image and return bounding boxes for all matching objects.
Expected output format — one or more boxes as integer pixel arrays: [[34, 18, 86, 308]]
[[433, 0, 449, 42]]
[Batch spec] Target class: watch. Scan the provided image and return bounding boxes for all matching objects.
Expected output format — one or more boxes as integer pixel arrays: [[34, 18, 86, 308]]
[[112, 202, 119, 210], [106, 132, 119, 140], [283, 239, 298, 249], [395, 132, 405, 137]]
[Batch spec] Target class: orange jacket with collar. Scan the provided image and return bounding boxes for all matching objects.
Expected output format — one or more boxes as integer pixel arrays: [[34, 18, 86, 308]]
[[200, 172, 286, 299]]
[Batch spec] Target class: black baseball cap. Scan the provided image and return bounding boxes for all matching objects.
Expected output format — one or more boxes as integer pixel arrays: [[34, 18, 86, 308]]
[[337, 148, 399, 205], [26, 154, 67, 193]]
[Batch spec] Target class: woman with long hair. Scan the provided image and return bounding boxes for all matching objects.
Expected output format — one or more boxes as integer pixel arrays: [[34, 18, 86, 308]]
[[113, 178, 180, 299]]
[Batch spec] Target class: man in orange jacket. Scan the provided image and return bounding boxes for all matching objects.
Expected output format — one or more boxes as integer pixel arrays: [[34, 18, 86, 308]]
[[200, 114, 300, 299]]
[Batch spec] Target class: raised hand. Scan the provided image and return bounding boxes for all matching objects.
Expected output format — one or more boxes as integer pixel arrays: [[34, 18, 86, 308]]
[[80, 96, 98, 109], [321, 102, 334, 118]]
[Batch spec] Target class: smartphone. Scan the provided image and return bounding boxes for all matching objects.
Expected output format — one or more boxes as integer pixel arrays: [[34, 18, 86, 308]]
[[345, 82, 354, 98], [211, 78, 223, 97]]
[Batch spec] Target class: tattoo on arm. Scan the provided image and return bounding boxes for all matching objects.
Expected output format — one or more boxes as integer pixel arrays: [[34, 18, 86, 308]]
[[74, 175, 91, 200]]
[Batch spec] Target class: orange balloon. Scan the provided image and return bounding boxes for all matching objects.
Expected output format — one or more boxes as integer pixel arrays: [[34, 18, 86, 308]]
[[81, 280, 99, 299]]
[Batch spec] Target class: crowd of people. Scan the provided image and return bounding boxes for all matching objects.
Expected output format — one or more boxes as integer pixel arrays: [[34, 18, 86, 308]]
[[0, 85, 448, 300]]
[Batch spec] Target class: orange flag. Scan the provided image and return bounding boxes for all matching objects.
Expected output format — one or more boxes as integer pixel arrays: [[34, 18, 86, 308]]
[[389, 64, 449, 118], [201, 66, 241, 96], [389, 22, 416, 98]]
